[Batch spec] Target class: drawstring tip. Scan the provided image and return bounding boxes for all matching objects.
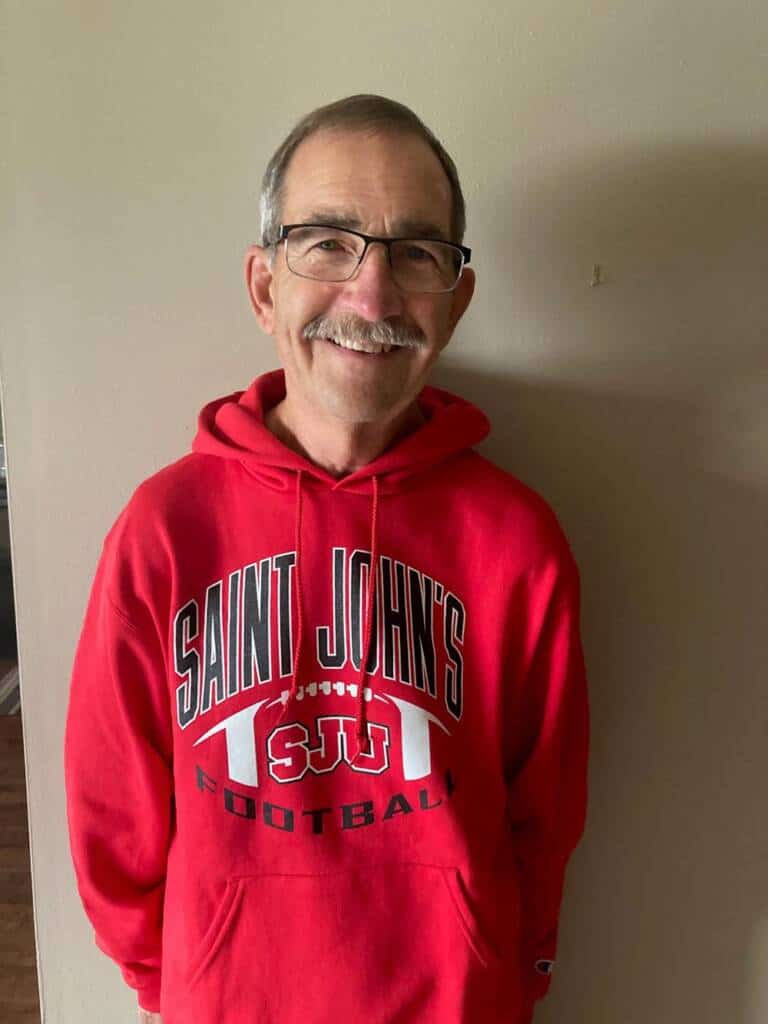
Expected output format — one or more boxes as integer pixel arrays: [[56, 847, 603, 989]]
[[350, 724, 371, 765], [274, 692, 292, 727]]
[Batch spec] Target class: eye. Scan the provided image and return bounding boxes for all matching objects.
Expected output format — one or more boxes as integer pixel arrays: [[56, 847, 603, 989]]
[[404, 245, 436, 263]]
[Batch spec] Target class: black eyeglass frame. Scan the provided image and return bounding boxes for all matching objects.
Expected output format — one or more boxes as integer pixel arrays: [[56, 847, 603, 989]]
[[274, 223, 472, 293]]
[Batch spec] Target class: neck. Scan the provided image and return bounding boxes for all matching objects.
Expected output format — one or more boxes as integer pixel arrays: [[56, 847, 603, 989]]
[[265, 395, 425, 479]]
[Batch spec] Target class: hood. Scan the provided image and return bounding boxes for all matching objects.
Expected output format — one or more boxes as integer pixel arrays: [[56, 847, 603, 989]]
[[191, 368, 490, 762]]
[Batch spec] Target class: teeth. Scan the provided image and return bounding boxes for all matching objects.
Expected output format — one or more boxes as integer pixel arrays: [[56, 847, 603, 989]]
[[326, 337, 391, 355]]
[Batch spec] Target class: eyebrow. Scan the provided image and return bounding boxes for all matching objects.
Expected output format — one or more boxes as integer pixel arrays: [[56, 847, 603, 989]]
[[296, 210, 450, 240]]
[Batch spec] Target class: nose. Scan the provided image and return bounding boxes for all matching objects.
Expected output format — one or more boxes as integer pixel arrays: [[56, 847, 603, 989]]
[[337, 241, 405, 322]]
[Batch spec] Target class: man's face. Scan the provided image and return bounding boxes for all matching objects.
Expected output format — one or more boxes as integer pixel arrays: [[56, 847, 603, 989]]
[[246, 128, 475, 425]]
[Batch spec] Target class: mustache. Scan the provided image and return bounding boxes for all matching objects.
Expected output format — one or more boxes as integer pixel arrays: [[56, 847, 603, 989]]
[[302, 314, 426, 350]]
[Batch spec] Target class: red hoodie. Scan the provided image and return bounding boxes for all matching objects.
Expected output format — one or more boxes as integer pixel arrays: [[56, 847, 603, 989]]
[[64, 368, 589, 1024]]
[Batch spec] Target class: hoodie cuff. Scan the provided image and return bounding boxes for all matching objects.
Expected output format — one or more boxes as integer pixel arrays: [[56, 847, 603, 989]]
[[136, 973, 162, 1013]]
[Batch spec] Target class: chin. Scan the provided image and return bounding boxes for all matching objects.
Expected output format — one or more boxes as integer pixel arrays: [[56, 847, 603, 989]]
[[325, 400, 394, 425], [319, 389, 404, 425]]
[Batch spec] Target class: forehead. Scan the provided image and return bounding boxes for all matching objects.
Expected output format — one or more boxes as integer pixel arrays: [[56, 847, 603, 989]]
[[280, 128, 454, 238]]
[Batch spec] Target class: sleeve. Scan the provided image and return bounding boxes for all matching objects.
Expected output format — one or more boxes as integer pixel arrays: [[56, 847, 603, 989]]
[[504, 556, 590, 1005], [63, 534, 174, 1014]]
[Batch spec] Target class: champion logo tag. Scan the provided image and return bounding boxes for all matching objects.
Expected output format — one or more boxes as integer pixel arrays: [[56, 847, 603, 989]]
[[534, 959, 555, 975]]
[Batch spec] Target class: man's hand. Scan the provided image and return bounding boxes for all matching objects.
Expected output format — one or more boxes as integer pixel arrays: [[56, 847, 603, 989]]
[[138, 1009, 162, 1023]]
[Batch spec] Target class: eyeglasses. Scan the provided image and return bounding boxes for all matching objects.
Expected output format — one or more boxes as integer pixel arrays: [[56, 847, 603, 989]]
[[274, 223, 472, 294]]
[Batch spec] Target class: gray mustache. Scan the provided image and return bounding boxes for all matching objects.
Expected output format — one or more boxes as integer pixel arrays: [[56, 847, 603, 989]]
[[303, 314, 425, 350]]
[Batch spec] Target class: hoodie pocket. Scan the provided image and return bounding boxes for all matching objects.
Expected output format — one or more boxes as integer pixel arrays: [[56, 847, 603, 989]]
[[183, 862, 513, 1022], [441, 865, 503, 969], [186, 878, 243, 990]]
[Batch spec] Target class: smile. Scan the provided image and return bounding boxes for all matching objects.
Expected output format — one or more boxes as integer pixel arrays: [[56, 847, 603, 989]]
[[322, 337, 401, 357]]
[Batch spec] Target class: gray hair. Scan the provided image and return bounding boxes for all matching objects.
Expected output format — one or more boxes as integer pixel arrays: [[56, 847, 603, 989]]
[[259, 94, 466, 268]]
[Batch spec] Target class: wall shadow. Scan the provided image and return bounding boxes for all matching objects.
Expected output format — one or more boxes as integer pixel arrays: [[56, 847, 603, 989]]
[[432, 139, 768, 1024]]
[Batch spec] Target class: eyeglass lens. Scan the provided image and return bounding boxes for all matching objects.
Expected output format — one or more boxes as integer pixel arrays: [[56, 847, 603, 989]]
[[285, 227, 462, 292]]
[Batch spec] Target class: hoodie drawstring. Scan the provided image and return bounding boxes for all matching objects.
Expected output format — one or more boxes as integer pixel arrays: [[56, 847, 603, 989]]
[[274, 469, 307, 729], [275, 470, 380, 766], [351, 472, 379, 763]]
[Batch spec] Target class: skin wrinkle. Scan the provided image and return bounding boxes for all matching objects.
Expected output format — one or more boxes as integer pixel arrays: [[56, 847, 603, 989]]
[[296, 209, 448, 239]]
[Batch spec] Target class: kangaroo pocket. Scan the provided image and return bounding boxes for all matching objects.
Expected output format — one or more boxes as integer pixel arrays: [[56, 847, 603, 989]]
[[180, 862, 521, 1024]]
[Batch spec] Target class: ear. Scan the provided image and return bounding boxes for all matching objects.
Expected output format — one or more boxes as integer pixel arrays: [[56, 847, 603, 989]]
[[244, 244, 277, 334], [446, 266, 475, 335]]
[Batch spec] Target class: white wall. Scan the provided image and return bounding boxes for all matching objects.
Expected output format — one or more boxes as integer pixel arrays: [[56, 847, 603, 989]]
[[2, 2, 767, 1021]]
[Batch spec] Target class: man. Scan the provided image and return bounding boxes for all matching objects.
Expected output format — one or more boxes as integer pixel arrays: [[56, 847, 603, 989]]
[[65, 94, 589, 1024]]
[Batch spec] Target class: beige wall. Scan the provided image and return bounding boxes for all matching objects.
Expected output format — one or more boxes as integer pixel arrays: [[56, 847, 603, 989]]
[[2, 2, 767, 1021]]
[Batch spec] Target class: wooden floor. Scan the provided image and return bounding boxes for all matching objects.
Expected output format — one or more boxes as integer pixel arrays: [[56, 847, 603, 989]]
[[0, 699, 41, 1022]]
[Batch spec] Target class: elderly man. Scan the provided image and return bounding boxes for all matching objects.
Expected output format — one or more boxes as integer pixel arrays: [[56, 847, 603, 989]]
[[65, 94, 589, 1024]]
